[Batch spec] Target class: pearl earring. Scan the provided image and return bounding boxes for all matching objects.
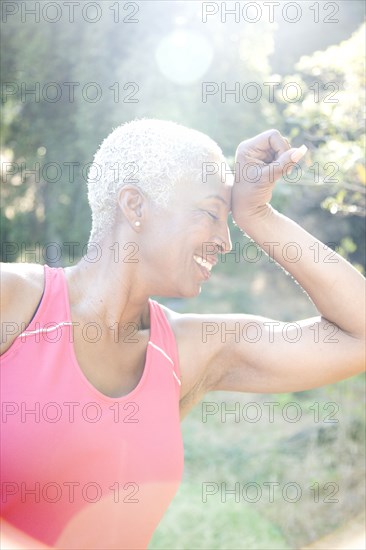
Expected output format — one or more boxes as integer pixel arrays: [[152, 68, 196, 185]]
[[134, 221, 141, 227]]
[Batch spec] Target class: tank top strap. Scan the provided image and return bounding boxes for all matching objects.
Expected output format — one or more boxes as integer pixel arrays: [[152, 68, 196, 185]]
[[148, 299, 181, 389], [1, 265, 71, 359], [18, 265, 72, 337]]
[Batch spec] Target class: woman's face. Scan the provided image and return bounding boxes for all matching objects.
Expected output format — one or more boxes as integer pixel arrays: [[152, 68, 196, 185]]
[[141, 170, 233, 298]]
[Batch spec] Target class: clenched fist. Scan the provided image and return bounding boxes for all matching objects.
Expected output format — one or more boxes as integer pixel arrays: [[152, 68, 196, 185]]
[[231, 129, 307, 229]]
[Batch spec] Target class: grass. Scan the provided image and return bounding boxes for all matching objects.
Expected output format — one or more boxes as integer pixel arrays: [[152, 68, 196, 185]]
[[149, 481, 290, 550], [149, 379, 365, 549]]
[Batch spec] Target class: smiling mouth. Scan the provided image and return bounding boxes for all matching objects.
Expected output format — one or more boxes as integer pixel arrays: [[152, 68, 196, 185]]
[[193, 255, 214, 272], [193, 255, 216, 281]]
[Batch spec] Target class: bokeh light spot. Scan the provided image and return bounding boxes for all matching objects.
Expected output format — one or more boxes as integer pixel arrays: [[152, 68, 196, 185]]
[[155, 30, 213, 85]]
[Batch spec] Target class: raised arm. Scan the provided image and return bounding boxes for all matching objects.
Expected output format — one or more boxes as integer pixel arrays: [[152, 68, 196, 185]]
[[232, 130, 365, 340], [187, 130, 365, 395]]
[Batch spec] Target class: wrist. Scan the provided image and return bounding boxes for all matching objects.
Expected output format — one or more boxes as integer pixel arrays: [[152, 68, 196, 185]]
[[233, 204, 278, 236]]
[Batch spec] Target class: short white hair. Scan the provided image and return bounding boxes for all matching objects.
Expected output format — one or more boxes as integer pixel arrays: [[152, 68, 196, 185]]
[[87, 118, 224, 242]]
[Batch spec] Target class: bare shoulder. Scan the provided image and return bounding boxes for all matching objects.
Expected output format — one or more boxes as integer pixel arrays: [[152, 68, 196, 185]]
[[158, 303, 225, 415], [0, 262, 45, 354], [1, 262, 45, 304]]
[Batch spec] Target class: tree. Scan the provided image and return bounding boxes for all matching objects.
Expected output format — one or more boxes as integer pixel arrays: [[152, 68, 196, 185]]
[[270, 23, 365, 271]]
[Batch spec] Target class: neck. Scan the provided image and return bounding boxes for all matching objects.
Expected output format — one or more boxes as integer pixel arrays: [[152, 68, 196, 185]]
[[65, 240, 150, 330]]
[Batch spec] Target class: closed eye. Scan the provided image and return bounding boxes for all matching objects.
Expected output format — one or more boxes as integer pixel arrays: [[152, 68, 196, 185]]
[[204, 210, 219, 221]]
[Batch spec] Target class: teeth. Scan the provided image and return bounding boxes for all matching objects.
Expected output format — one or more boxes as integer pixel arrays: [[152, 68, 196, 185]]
[[194, 255, 213, 271]]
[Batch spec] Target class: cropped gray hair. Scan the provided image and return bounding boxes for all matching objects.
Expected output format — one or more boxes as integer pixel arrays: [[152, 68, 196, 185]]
[[87, 118, 224, 242]]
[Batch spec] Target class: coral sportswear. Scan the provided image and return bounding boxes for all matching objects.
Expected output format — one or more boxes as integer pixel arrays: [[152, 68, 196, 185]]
[[0, 265, 184, 549]]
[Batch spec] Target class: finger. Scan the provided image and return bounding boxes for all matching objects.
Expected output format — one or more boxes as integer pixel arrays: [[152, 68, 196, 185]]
[[236, 131, 299, 171], [289, 145, 308, 163], [270, 145, 308, 180], [238, 153, 266, 166], [236, 129, 287, 157], [268, 130, 291, 158]]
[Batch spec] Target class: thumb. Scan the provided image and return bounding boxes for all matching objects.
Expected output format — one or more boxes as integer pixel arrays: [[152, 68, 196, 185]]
[[274, 145, 308, 178], [289, 144, 308, 163]]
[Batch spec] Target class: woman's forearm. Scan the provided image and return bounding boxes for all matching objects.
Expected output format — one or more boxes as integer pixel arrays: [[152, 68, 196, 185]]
[[241, 206, 366, 338]]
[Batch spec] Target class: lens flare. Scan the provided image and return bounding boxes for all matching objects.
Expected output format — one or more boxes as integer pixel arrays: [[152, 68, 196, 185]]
[[155, 30, 213, 85]]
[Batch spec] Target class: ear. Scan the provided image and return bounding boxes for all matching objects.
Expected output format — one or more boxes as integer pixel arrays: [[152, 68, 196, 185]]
[[117, 185, 146, 230]]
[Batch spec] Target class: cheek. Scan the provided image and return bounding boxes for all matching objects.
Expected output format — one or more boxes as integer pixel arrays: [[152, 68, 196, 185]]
[[151, 212, 212, 256], [169, 213, 211, 239], [190, 211, 212, 230]]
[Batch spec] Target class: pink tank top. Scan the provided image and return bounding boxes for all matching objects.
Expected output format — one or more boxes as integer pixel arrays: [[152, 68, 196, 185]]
[[0, 265, 184, 549]]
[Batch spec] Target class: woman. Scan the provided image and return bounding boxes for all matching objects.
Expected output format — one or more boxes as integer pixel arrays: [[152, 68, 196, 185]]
[[1, 119, 365, 549]]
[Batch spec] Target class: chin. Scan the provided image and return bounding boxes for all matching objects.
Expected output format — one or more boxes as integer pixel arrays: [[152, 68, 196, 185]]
[[178, 283, 202, 298], [163, 283, 202, 299]]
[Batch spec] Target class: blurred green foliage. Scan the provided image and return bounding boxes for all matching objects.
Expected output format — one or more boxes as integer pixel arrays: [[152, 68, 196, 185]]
[[271, 23, 366, 275], [1, 1, 365, 273]]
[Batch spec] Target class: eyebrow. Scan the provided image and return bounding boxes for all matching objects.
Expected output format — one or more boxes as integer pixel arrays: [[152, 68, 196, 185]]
[[205, 194, 229, 207]]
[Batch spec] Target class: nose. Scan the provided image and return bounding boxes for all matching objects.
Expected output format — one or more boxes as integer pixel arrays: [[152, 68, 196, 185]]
[[215, 221, 232, 254]]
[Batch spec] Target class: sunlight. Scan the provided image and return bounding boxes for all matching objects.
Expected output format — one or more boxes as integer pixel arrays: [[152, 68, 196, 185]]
[[155, 30, 213, 85]]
